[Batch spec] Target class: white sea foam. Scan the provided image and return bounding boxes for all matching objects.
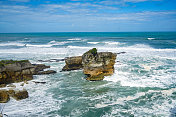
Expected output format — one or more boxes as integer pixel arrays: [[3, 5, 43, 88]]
[[67, 44, 176, 52], [0, 42, 25, 47], [104, 65, 175, 88], [95, 92, 146, 108], [100, 91, 175, 116], [87, 41, 121, 45], [87, 42, 100, 44], [148, 38, 155, 40], [25, 41, 71, 48], [104, 42, 120, 45], [48, 40, 57, 44], [3, 76, 63, 116], [95, 88, 176, 108], [103, 44, 175, 88], [48, 40, 70, 45], [0, 47, 68, 55], [26, 44, 52, 47], [67, 38, 82, 41]]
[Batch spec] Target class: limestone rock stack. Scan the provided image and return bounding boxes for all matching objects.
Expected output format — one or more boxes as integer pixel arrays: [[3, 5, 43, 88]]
[[82, 48, 117, 81], [62, 48, 117, 81]]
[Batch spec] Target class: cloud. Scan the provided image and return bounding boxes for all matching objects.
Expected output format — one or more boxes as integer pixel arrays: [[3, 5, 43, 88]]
[[100, 0, 162, 5], [0, 5, 31, 15], [124, 0, 162, 3], [0, 0, 175, 32], [9, 0, 30, 2], [0, 2, 175, 23], [39, 2, 118, 15]]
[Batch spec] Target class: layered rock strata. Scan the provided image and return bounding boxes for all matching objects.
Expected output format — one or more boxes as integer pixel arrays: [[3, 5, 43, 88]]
[[82, 48, 117, 81], [0, 60, 56, 84], [62, 56, 83, 71], [62, 48, 117, 81]]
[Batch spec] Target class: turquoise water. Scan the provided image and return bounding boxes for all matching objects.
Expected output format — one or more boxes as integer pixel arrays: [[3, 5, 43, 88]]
[[0, 32, 176, 117]]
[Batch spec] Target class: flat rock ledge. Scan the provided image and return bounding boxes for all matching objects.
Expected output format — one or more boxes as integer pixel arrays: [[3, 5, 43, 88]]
[[0, 60, 57, 84], [62, 48, 117, 81], [62, 56, 83, 71]]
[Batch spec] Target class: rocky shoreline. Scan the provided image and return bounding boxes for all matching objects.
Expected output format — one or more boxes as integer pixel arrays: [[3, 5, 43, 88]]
[[0, 48, 117, 103], [0, 60, 56, 103]]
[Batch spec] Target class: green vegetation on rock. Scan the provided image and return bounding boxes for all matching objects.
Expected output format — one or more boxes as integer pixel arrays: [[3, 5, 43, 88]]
[[88, 48, 97, 56]]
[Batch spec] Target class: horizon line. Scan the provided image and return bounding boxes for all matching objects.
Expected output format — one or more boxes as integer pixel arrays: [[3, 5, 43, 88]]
[[0, 31, 176, 34]]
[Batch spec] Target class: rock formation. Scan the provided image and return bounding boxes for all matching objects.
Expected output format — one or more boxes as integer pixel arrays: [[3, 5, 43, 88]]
[[0, 89, 29, 103], [62, 56, 83, 71], [0, 60, 56, 84], [36, 70, 56, 75], [61, 48, 117, 81], [0, 90, 10, 103], [0, 60, 57, 103], [82, 48, 117, 81], [11, 89, 29, 101]]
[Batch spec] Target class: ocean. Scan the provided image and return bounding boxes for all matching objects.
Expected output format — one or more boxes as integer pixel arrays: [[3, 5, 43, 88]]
[[0, 32, 176, 117]]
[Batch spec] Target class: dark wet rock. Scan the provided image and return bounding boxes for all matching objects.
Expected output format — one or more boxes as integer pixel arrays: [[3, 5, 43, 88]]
[[7, 89, 15, 96], [20, 83, 24, 86], [116, 52, 126, 54], [33, 81, 46, 84], [0, 89, 29, 101], [0, 90, 10, 103], [0, 84, 6, 88], [0, 66, 5, 73], [32, 64, 56, 75], [11, 89, 29, 101], [7, 84, 16, 88], [36, 70, 56, 75], [32, 64, 50, 74], [62, 56, 83, 71]]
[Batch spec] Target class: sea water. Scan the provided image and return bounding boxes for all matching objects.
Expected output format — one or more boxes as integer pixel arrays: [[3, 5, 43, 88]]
[[0, 32, 176, 117]]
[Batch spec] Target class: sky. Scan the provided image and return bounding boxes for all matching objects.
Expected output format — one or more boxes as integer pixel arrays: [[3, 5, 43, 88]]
[[0, 0, 176, 32]]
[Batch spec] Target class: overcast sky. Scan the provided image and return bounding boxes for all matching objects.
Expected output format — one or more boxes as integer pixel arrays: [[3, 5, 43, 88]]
[[0, 0, 176, 32]]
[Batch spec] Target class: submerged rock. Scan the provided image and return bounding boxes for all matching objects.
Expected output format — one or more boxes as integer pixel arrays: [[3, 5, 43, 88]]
[[32, 64, 50, 74], [7, 84, 16, 88], [36, 70, 57, 75], [33, 81, 46, 84], [0, 90, 10, 103], [62, 56, 83, 71], [82, 48, 117, 81]]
